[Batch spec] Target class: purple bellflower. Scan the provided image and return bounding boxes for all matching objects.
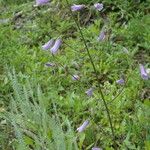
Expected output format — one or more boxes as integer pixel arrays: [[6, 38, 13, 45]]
[[140, 64, 149, 80], [77, 120, 89, 132], [72, 75, 80, 81], [116, 78, 125, 85], [36, 0, 49, 6], [92, 147, 102, 150], [85, 88, 94, 97], [50, 39, 62, 55], [45, 62, 55, 67], [94, 3, 103, 11], [71, 4, 85, 11], [42, 39, 54, 50], [98, 30, 106, 41]]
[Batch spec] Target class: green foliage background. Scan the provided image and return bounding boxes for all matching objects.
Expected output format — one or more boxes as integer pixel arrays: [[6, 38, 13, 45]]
[[0, 0, 150, 149]]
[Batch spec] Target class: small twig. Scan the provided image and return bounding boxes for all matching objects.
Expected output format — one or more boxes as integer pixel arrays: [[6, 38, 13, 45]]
[[108, 66, 133, 105], [52, 54, 79, 80]]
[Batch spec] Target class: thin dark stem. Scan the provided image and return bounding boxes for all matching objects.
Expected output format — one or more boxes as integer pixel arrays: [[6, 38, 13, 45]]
[[49, 18, 78, 53], [108, 68, 133, 105], [52, 54, 78, 79], [52, 54, 99, 90], [65, 0, 116, 147]]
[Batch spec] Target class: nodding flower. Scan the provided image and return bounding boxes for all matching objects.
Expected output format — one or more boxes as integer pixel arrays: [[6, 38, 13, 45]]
[[94, 3, 103, 11], [71, 4, 85, 11], [116, 78, 125, 85], [98, 30, 106, 41], [42, 39, 54, 50], [45, 62, 55, 67], [140, 64, 149, 80], [72, 75, 80, 81], [85, 88, 94, 97], [50, 39, 62, 55], [92, 147, 102, 150], [36, 0, 49, 6], [77, 120, 89, 132]]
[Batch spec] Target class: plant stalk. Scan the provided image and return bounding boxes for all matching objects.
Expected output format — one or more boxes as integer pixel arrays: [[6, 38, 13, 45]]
[[65, 0, 117, 148]]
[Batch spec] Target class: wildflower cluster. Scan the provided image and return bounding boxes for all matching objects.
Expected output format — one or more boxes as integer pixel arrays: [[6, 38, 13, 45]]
[[42, 38, 62, 55]]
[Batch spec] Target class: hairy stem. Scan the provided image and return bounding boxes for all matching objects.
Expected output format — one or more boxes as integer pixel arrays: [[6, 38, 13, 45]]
[[65, 0, 117, 147]]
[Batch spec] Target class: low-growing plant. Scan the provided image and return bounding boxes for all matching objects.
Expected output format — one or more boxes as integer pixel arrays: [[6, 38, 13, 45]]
[[0, 0, 150, 149]]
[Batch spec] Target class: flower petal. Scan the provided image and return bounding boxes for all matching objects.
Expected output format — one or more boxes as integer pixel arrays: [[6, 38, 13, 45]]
[[36, 0, 49, 6], [94, 3, 103, 11], [116, 78, 125, 85], [77, 120, 89, 132], [42, 39, 54, 50], [92, 147, 102, 150], [71, 4, 85, 11], [50, 39, 62, 55], [98, 30, 105, 41], [140, 64, 149, 80], [72, 75, 80, 81], [85, 88, 93, 97], [45, 62, 55, 67]]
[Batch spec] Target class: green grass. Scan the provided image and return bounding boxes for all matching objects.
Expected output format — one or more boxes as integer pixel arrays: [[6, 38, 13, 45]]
[[0, 0, 150, 149]]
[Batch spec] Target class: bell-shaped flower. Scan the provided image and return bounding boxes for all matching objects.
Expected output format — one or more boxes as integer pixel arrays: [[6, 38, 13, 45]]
[[77, 120, 89, 132], [85, 88, 94, 97], [36, 0, 49, 6], [45, 62, 55, 67], [140, 64, 149, 80], [116, 78, 125, 85], [42, 39, 54, 50], [98, 30, 106, 41], [50, 39, 62, 55], [94, 3, 103, 11], [71, 4, 85, 11], [92, 147, 102, 150], [72, 75, 80, 80]]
